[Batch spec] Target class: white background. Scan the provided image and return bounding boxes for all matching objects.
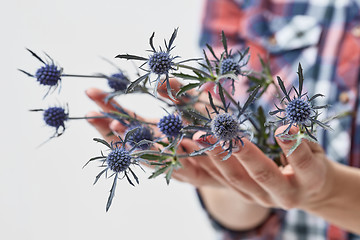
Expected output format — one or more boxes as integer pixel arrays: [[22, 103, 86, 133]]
[[0, 0, 217, 239]]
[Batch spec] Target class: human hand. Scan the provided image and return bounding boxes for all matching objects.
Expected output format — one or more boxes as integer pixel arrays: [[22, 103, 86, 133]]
[[84, 84, 223, 188], [193, 125, 334, 210]]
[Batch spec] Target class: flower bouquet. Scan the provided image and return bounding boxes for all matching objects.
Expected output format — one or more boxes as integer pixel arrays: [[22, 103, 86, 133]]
[[20, 29, 337, 211]]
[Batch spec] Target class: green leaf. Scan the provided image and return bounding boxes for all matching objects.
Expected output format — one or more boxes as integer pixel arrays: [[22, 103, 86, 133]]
[[297, 63, 304, 97], [149, 165, 170, 179], [115, 54, 148, 61], [165, 167, 174, 185], [277, 76, 290, 101], [128, 168, 139, 185], [206, 44, 219, 61], [149, 32, 156, 52], [93, 138, 111, 149], [168, 28, 178, 50], [221, 31, 228, 57], [208, 91, 219, 114], [126, 73, 150, 93], [93, 168, 107, 185], [176, 83, 200, 97], [241, 85, 260, 113], [106, 173, 118, 212], [83, 155, 106, 168], [308, 93, 325, 102], [184, 110, 210, 122], [218, 84, 227, 110], [140, 154, 168, 161]]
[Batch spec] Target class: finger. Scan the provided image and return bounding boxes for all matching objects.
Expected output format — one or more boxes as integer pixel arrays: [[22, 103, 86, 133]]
[[86, 111, 118, 142], [172, 144, 221, 187], [157, 78, 192, 104], [192, 133, 272, 205], [228, 137, 293, 203], [275, 125, 324, 185], [86, 88, 144, 120]]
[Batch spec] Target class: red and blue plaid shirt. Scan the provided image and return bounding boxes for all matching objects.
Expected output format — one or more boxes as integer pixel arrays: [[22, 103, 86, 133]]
[[199, 0, 360, 239]]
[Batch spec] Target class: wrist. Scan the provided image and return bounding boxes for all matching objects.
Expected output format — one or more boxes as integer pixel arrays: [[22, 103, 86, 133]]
[[198, 186, 271, 231]]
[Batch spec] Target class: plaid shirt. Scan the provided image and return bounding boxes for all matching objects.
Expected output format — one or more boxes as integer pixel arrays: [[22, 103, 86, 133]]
[[199, 0, 360, 239]]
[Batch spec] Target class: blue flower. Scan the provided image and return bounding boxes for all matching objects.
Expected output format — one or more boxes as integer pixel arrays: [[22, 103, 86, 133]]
[[220, 58, 241, 75], [19, 49, 63, 98], [107, 72, 130, 92], [30, 106, 69, 140], [106, 148, 132, 173], [270, 63, 330, 140], [85, 129, 151, 211], [210, 113, 243, 141], [185, 84, 259, 160], [126, 124, 154, 150], [158, 114, 183, 138], [43, 107, 68, 129], [115, 28, 187, 100]]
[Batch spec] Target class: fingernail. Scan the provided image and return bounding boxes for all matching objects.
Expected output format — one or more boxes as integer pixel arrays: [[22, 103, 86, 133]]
[[222, 141, 242, 153], [195, 136, 211, 148]]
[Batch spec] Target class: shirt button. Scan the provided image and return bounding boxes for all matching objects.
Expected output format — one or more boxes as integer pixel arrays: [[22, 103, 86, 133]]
[[352, 25, 360, 37], [339, 91, 349, 104]]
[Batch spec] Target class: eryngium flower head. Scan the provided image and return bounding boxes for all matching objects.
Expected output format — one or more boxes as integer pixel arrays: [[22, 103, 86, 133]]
[[126, 125, 154, 150], [106, 148, 132, 173], [87, 129, 151, 211], [36, 64, 62, 86], [270, 63, 330, 140], [115, 28, 183, 100], [285, 98, 311, 124], [107, 72, 129, 91], [148, 51, 174, 75], [220, 58, 241, 75], [211, 113, 242, 141], [187, 85, 259, 160], [43, 107, 68, 129], [19, 49, 63, 98], [158, 114, 183, 138]]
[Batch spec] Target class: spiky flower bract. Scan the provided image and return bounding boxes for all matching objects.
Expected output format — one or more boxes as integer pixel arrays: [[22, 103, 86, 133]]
[[85, 128, 151, 211], [184, 84, 259, 160], [107, 72, 130, 92], [19, 49, 63, 98], [269, 63, 331, 155]]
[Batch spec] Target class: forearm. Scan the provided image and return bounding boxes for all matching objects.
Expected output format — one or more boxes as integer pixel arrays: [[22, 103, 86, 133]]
[[198, 186, 270, 231], [304, 161, 360, 235]]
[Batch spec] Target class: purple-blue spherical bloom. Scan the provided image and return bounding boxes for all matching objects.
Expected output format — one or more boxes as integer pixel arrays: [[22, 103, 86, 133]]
[[210, 113, 241, 141], [43, 107, 68, 129], [148, 51, 173, 75], [220, 58, 240, 75], [126, 125, 153, 150], [35, 64, 62, 86], [107, 72, 129, 91], [106, 148, 132, 173], [285, 98, 311, 124], [158, 114, 183, 138]]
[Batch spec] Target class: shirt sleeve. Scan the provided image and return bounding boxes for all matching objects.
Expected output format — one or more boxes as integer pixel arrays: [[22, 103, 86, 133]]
[[196, 189, 286, 240]]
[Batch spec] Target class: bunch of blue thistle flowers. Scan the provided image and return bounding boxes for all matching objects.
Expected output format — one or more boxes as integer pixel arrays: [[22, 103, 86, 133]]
[[21, 29, 341, 211]]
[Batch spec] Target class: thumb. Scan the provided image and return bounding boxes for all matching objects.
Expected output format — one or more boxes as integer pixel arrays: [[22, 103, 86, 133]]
[[157, 78, 191, 104]]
